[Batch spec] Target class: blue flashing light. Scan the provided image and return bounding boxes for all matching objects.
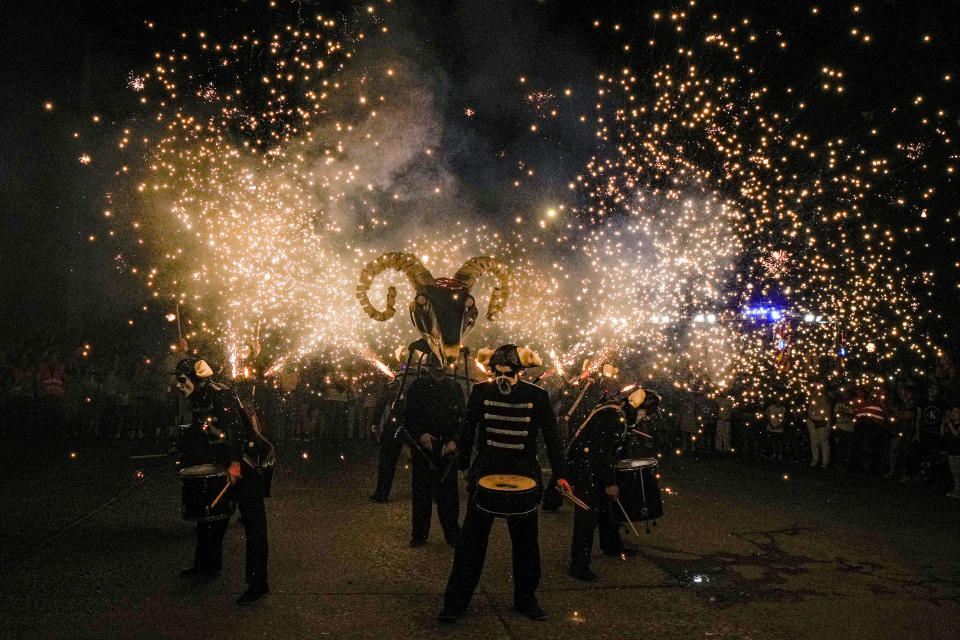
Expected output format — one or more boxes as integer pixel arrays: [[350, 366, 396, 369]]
[[776, 339, 787, 350], [742, 306, 786, 322], [838, 348, 847, 357]]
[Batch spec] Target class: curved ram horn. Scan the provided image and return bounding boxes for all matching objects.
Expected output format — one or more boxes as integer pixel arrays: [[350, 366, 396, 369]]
[[356, 252, 435, 321], [453, 256, 510, 321]]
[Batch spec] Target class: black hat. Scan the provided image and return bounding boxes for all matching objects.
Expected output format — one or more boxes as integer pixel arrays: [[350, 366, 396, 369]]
[[488, 344, 523, 371], [173, 357, 214, 382]]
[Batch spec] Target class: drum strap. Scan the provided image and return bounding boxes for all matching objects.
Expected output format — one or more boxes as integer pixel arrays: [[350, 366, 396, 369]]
[[565, 403, 623, 455], [565, 380, 594, 419]]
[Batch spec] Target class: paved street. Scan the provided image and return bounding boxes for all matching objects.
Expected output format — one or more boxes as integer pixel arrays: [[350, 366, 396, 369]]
[[2, 438, 959, 639]]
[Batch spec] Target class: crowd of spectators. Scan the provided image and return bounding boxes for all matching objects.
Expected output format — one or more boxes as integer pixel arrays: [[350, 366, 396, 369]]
[[0, 342, 387, 448], [0, 342, 177, 444], [644, 352, 960, 498], [252, 358, 388, 446], [4, 339, 959, 498]]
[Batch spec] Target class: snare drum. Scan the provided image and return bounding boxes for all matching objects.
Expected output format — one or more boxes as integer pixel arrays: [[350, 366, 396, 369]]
[[613, 458, 663, 523], [178, 464, 236, 521], [474, 474, 540, 517]]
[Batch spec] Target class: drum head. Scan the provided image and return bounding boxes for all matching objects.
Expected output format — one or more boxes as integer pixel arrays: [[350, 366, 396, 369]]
[[179, 464, 226, 477], [477, 474, 537, 491], [616, 458, 658, 470]]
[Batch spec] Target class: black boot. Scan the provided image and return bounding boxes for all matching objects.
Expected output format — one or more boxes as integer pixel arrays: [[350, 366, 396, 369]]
[[437, 607, 461, 624], [515, 600, 547, 621], [179, 566, 219, 579], [568, 564, 599, 582], [237, 583, 269, 605]]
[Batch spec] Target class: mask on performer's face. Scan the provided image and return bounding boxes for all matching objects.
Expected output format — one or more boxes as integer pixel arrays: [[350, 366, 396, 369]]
[[425, 353, 445, 380], [494, 365, 519, 395], [175, 375, 195, 398]]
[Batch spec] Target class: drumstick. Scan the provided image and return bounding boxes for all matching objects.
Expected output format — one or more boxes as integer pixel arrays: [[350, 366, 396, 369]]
[[559, 488, 591, 510], [614, 497, 642, 537], [210, 480, 231, 509]]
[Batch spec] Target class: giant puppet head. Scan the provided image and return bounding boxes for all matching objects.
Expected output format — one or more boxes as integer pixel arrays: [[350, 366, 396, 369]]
[[356, 253, 510, 366]]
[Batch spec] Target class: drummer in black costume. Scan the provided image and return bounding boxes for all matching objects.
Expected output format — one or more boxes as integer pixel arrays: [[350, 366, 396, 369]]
[[566, 386, 659, 582], [438, 345, 570, 623], [174, 357, 270, 605], [544, 362, 622, 511]]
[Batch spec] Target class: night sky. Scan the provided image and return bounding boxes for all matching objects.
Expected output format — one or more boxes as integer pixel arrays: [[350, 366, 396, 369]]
[[1, 0, 957, 350]]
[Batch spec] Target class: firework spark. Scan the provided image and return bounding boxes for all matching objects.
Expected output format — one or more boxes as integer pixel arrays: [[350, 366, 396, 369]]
[[76, 1, 952, 416]]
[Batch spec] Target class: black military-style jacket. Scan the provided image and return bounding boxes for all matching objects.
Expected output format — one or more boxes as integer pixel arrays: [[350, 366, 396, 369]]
[[458, 380, 566, 485], [180, 381, 248, 467], [564, 377, 621, 434], [404, 375, 465, 443], [566, 404, 626, 487]]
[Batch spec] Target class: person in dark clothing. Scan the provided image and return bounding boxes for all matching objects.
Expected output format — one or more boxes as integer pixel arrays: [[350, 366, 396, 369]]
[[543, 363, 620, 511], [404, 353, 465, 547], [438, 345, 570, 624], [566, 387, 659, 582], [174, 358, 270, 605], [369, 377, 405, 503]]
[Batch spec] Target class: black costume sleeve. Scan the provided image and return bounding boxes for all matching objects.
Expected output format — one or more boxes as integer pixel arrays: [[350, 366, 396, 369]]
[[537, 387, 567, 479], [447, 380, 466, 443], [403, 377, 427, 439], [216, 390, 247, 463], [596, 410, 622, 487], [458, 386, 482, 470]]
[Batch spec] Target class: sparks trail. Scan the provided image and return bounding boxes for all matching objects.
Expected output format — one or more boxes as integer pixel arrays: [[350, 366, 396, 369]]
[[74, 2, 953, 413]]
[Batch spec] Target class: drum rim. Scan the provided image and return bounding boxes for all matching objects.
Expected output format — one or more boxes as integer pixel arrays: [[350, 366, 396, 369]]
[[476, 473, 538, 492], [473, 499, 540, 517], [473, 476, 540, 516], [179, 497, 236, 521], [615, 458, 659, 469], [179, 464, 228, 477]]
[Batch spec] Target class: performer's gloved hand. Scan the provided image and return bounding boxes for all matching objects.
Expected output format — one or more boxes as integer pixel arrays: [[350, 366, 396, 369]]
[[441, 440, 457, 456], [228, 461, 242, 485], [556, 478, 572, 494], [419, 433, 435, 451], [604, 483, 619, 499]]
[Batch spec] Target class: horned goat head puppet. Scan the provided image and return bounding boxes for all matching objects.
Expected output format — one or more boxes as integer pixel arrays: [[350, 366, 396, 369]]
[[356, 253, 510, 366]]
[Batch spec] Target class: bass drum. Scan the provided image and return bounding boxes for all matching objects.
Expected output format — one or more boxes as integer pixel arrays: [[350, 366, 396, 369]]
[[613, 458, 663, 523], [474, 474, 540, 517], [178, 464, 236, 521]]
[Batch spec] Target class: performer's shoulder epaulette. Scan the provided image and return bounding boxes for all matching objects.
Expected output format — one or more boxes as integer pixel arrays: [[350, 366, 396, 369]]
[[516, 379, 545, 395]]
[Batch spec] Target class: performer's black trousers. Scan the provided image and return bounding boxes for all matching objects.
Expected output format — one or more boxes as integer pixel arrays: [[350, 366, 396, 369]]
[[411, 449, 460, 543], [442, 499, 541, 612], [569, 478, 624, 569], [371, 427, 403, 500], [193, 473, 269, 585]]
